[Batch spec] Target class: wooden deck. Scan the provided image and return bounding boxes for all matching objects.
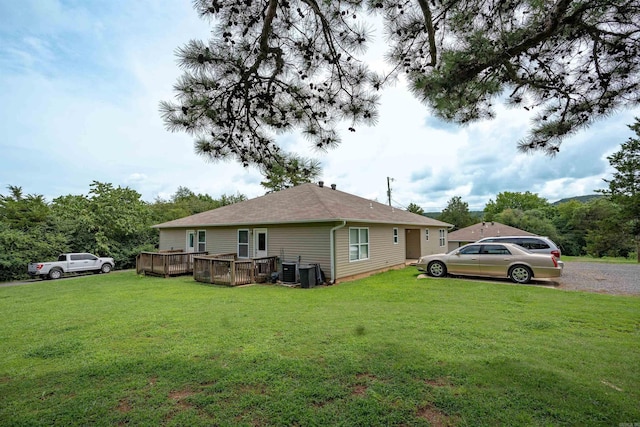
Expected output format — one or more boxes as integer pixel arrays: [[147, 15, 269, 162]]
[[193, 254, 279, 286], [135, 251, 208, 277]]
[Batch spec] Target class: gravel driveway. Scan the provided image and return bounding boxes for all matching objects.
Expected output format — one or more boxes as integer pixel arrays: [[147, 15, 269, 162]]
[[553, 262, 640, 296], [417, 261, 640, 296]]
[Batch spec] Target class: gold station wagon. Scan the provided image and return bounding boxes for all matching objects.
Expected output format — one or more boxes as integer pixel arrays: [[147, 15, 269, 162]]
[[416, 242, 563, 284]]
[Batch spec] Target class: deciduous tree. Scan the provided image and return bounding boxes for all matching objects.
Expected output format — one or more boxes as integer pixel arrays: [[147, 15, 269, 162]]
[[484, 191, 549, 221], [438, 196, 474, 230], [407, 202, 425, 216]]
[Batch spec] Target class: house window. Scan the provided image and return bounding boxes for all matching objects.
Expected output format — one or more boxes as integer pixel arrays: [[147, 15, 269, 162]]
[[425, 229, 429, 241], [349, 227, 369, 261], [197, 230, 206, 252], [238, 229, 249, 258], [439, 229, 446, 247], [393, 228, 399, 244]]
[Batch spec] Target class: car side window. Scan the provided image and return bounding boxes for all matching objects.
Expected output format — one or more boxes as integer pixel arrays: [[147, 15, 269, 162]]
[[459, 245, 481, 255], [70, 254, 82, 261], [481, 245, 511, 255], [522, 238, 549, 250]]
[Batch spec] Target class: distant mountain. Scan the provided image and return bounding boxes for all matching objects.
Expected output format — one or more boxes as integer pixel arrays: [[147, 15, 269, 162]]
[[423, 196, 603, 218], [552, 194, 603, 205]]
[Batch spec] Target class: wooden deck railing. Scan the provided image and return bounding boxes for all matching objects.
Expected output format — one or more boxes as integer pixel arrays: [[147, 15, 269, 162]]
[[136, 251, 208, 277], [193, 255, 279, 286]]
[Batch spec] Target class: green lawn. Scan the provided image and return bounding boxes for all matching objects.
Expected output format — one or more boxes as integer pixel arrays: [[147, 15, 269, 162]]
[[563, 255, 639, 264], [1, 269, 638, 426]]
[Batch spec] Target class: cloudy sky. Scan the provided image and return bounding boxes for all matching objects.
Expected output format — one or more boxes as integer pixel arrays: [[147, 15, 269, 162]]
[[1, 0, 638, 212]]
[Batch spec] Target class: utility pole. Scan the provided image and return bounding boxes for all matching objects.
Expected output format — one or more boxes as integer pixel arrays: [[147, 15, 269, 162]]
[[387, 177, 394, 206]]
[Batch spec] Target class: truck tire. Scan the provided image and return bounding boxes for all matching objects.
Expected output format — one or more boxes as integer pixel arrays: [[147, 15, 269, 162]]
[[48, 268, 63, 280], [101, 263, 112, 274]]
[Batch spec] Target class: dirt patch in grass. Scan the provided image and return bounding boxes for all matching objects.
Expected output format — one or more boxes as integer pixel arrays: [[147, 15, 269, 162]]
[[169, 389, 196, 400], [417, 404, 458, 427], [425, 377, 452, 388], [169, 388, 197, 409], [116, 399, 132, 414], [237, 383, 268, 395], [351, 385, 367, 396], [352, 373, 378, 396]]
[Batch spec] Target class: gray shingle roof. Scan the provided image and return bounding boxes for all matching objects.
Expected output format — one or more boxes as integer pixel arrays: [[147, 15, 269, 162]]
[[447, 221, 535, 242], [153, 183, 452, 229]]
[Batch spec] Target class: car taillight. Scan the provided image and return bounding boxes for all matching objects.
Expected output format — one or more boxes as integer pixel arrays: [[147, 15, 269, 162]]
[[551, 250, 561, 258], [551, 256, 558, 268], [36, 264, 44, 270]]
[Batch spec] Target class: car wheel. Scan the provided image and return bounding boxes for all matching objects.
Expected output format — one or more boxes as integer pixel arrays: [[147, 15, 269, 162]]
[[101, 263, 112, 274], [48, 268, 62, 280], [428, 261, 447, 278], [509, 265, 532, 284]]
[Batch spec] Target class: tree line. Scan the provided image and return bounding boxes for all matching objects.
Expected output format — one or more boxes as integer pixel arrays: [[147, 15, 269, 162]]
[[0, 181, 635, 283], [1, 117, 637, 281], [410, 118, 640, 262], [0, 182, 245, 282], [431, 192, 637, 260]]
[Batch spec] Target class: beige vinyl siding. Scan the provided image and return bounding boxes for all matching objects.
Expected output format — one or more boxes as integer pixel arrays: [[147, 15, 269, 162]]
[[159, 222, 334, 274], [335, 223, 406, 279], [159, 222, 445, 281], [422, 226, 448, 256], [265, 223, 332, 273], [159, 228, 188, 251], [205, 228, 238, 254]]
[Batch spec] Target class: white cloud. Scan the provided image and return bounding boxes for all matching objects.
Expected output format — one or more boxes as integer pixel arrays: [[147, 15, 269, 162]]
[[0, 0, 638, 214]]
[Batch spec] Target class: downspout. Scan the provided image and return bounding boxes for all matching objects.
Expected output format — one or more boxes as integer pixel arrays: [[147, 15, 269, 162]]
[[330, 221, 347, 284]]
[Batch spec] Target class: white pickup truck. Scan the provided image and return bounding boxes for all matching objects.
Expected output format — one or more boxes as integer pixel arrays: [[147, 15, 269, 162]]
[[28, 253, 115, 280]]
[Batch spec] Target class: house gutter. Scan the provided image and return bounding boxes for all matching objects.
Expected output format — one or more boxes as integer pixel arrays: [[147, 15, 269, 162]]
[[329, 220, 347, 284]]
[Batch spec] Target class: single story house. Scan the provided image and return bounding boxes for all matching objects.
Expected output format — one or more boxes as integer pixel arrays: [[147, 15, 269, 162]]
[[153, 182, 452, 283], [447, 221, 535, 252]]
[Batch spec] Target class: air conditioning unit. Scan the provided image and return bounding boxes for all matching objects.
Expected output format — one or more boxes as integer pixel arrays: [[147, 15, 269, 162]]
[[281, 262, 297, 283]]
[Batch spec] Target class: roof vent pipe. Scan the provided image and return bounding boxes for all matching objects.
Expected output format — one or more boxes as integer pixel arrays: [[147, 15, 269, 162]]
[[318, 181, 324, 188], [331, 184, 336, 190]]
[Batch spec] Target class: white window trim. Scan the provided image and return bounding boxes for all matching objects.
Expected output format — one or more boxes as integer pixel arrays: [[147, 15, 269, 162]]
[[238, 229, 250, 258], [439, 229, 446, 247], [425, 229, 430, 241], [349, 227, 370, 262], [393, 227, 399, 245], [197, 230, 206, 252]]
